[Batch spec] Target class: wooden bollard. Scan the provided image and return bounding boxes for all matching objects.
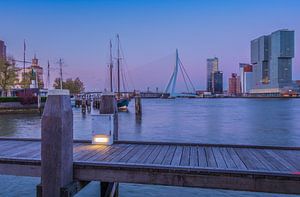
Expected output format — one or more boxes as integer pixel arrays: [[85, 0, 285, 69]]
[[40, 89, 73, 197], [87, 98, 91, 113], [82, 97, 86, 114], [135, 95, 142, 117], [100, 93, 118, 141]]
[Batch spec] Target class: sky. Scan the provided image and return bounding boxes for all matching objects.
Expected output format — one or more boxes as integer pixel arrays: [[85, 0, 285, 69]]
[[0, 0, 299, 92]]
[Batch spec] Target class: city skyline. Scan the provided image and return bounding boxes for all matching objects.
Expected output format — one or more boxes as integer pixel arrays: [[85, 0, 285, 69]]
[[0, 0, 299, 91]]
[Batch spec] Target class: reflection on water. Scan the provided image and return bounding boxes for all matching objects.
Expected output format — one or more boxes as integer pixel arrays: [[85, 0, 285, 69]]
[[0, 98, 300, 196]]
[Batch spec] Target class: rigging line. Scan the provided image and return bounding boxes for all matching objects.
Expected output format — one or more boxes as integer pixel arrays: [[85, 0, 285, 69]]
[[179, 58, 196, 92], [119, 38, 135, 90], [121, 66, 126, 92], [178, 58, 190, 93]]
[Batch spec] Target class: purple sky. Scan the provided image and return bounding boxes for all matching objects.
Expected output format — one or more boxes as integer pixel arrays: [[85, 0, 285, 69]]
[[0, 0, 299, 92]]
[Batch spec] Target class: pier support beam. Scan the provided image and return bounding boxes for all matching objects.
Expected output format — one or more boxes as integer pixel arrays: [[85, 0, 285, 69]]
[[101, 182, 119, 197], [39, 89, 73, 197]]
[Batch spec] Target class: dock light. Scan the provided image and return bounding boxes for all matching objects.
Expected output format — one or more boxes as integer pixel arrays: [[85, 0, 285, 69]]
[[91, 114, 114, 145], [93, 134, 110, 144]]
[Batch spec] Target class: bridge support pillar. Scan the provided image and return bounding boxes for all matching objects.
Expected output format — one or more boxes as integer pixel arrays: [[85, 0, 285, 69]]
[[38, 89, 73, 197]]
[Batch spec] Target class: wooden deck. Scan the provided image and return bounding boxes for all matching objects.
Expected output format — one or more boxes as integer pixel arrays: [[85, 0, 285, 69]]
[[0, 138, 300, 194]]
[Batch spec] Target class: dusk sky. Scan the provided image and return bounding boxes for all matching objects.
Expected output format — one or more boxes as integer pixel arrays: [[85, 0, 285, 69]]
[[0, 0, 299, 92]]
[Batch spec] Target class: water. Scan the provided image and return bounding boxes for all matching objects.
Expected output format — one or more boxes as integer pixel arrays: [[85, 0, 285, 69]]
[[0, 98, 299, 196]]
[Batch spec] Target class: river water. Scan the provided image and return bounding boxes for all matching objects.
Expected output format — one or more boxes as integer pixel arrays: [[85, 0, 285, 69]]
[[0, 98, 299, 196]]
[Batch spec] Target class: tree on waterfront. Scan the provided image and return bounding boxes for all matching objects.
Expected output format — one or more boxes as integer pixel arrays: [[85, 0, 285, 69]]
[[53, 77, 85, 94], [0, 57, 17, 97]]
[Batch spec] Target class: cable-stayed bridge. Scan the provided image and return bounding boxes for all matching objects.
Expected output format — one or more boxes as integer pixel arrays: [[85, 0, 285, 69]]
[[162, 49, 197, 98]]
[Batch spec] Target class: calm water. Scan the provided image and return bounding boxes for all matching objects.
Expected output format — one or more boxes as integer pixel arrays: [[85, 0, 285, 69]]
[[0, 98, 300, 196]]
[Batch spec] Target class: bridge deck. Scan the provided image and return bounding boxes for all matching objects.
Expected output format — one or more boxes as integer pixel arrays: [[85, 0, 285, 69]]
[[0, 138, 300, 194]]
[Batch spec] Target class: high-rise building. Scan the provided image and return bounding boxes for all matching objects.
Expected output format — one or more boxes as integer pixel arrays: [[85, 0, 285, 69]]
[[207, 57, 219, 92], [212, 71, 223, 94], [240, 63, 253, 94], [250, 29, 294, 94], [228, 73, 241, 95], [0, 40, 6, 60]]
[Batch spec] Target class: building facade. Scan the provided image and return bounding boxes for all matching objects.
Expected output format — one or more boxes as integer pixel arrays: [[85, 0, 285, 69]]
[[250, 29, 294, 94], [207, 57, 219, 92], [15, 55, 44, 89], [239, 63, 253, 94], [228, 73, 241, 96], [0, 40, 6, 60], [212, 71, 223, 94]]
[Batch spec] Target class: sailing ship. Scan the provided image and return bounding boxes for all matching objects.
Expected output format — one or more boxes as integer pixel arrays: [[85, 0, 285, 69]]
[[108, 34, 130, 111]]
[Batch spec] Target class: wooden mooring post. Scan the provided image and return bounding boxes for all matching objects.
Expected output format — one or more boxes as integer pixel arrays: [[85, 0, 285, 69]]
[[38, 89, 74, 197], [135, 94, 142, 122], [99, 93, 119, 197], [82, 97, 87, 114], [135, 95, 142, 116]]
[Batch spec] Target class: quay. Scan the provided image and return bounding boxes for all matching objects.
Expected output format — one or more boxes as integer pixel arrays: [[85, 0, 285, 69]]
[[0, 90, 300, 196]]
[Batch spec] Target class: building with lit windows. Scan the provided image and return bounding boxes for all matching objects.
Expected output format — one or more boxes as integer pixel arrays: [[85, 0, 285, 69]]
[[207, 57, 219, 92], [250, 29, 294, 95]]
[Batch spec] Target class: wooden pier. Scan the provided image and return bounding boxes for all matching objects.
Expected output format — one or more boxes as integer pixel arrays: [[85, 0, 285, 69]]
[[0, 138, 300, 195], [0, 90, 300, 196]]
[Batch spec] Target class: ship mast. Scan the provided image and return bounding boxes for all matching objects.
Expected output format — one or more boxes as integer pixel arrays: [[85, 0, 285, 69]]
[[117, 34, 121, 99], [109, 40, 113, 93]]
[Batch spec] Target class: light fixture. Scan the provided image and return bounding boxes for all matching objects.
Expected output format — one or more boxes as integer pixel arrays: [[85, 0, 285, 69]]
[[92, 134, 110, 144], [91, 114, 114, 145]]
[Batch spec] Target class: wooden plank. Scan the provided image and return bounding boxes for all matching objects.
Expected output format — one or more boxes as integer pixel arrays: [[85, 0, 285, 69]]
[[254, 149, 290, 172], [212, 147, 227, 168], [226, 148, 247, 170], [161, 146, 176, 165], [219, 147, 236, 169], [85, 145, 116, 162], [75, 145, 109, 161], [9, 143, 40, 158], [180, 146, 190, 166], [110, 145, 136, 162], [204, 147, 217, 168], [0, 141, 31, 154], [197, 146, 207, 167], [248, 149, 279, 172], [119, 145, 145, 163], [263, 150, 297, 172], [75, 163, 300, 195], [0, 141, 36, 157], [144, 145, 162, 164], [276, 150, 300, 170], [235, 148, 269, 171], [135, 145, 157, 164], [0, 140, 15, 147], [189, 146, 198, 167], [171, 146, 183, 166], [153, 145, 169, 165], [127, 145, 150, 164], [101, 144, 131, 162]]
